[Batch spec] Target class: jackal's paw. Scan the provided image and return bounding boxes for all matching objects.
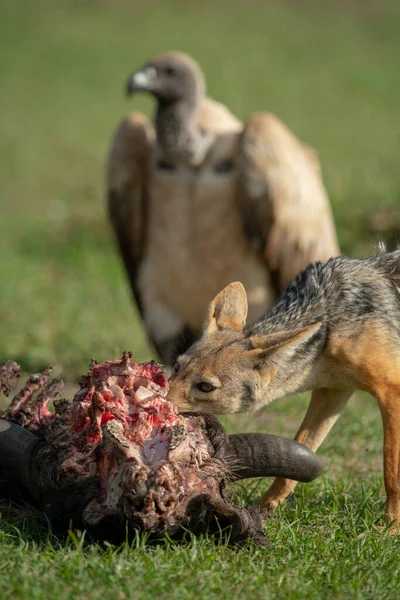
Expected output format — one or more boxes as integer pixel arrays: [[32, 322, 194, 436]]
[[377, 522, 400, 535], [257, 495, 282, 513]]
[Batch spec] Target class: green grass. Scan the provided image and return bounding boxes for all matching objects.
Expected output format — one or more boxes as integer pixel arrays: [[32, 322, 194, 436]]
[[1, 477, 400, 600], [1, 0, 400, 598]]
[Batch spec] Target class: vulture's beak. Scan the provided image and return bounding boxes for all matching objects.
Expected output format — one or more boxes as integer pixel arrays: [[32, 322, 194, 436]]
[[126, 65, 157, 95]]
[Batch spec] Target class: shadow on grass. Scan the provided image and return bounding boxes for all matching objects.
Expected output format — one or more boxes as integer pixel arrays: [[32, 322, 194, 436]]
[[0, 476, 388, 550]]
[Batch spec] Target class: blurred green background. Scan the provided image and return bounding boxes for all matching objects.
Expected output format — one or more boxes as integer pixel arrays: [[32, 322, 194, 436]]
[[1, 0, 399, 377], [1, 3, 400, 598]]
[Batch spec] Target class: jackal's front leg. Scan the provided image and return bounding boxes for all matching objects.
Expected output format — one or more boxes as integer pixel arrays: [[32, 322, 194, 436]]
[[377, 391, 400, 530], [259, 388, 352, 511]]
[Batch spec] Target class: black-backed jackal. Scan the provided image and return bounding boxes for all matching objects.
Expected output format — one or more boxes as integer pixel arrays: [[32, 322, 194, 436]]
[[169, 248, 400, 529]]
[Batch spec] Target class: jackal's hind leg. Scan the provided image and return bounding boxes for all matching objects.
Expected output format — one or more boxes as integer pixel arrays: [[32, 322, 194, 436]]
[[259, 388, 352, 511], [377, 391, 400, 530]]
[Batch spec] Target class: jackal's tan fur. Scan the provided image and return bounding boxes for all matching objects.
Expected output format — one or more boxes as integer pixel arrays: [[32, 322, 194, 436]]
[[169, 248, 400, 529]]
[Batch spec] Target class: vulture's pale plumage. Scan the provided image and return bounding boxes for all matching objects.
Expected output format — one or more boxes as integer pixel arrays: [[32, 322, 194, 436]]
[[107, 51, 339, 366]]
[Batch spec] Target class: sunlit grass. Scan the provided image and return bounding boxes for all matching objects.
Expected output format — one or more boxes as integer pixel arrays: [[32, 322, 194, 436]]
[[1, 1, 400, 598]]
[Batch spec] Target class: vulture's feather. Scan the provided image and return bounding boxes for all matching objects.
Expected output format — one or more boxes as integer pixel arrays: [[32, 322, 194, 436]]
[[106, 52, 339, 366]]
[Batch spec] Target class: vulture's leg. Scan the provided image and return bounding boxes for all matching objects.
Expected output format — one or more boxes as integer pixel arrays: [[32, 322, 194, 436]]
[[143, 299, 198, 369], [153, 326, 198, 371]]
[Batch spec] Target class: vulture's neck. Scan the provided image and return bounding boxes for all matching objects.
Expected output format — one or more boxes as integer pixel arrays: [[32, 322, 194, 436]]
[[155, 96, 213, 166]]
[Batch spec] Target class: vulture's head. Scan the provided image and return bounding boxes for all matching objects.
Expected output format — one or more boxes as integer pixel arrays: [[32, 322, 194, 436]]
[[126, 51, 206, 104]]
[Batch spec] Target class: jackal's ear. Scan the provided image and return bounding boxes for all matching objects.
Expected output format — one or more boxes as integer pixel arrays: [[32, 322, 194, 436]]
[[248, 322, 322, 361], [204, 282, 248, 334]]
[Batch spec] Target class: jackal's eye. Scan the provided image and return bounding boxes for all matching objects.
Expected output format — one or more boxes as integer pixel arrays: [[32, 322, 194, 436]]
[[196, 382, 216, 393], [173, 362, 180, 374]]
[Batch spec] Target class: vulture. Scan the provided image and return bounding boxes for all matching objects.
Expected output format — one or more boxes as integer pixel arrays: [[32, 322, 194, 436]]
[[106, 51, 339, 367]]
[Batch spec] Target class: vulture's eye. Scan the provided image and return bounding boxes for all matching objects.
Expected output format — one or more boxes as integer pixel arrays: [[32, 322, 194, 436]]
[[165, 66, 177, 76], [196, 382, 216, 393]]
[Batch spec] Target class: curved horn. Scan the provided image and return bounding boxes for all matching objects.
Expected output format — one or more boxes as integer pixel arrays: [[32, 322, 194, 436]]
[[226, 433, 323, 482], [0, 419, 43, 501]]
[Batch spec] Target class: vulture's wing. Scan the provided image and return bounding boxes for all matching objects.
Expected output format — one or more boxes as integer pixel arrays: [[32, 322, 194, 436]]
[[237, 113, 339, 293], [106, 112, 154, 317], [199, 98, 242, 133]]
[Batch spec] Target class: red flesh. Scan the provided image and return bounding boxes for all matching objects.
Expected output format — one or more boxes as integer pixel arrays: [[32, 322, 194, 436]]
[[18, 353, 226, 531], [1, 354, 269, 545]]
